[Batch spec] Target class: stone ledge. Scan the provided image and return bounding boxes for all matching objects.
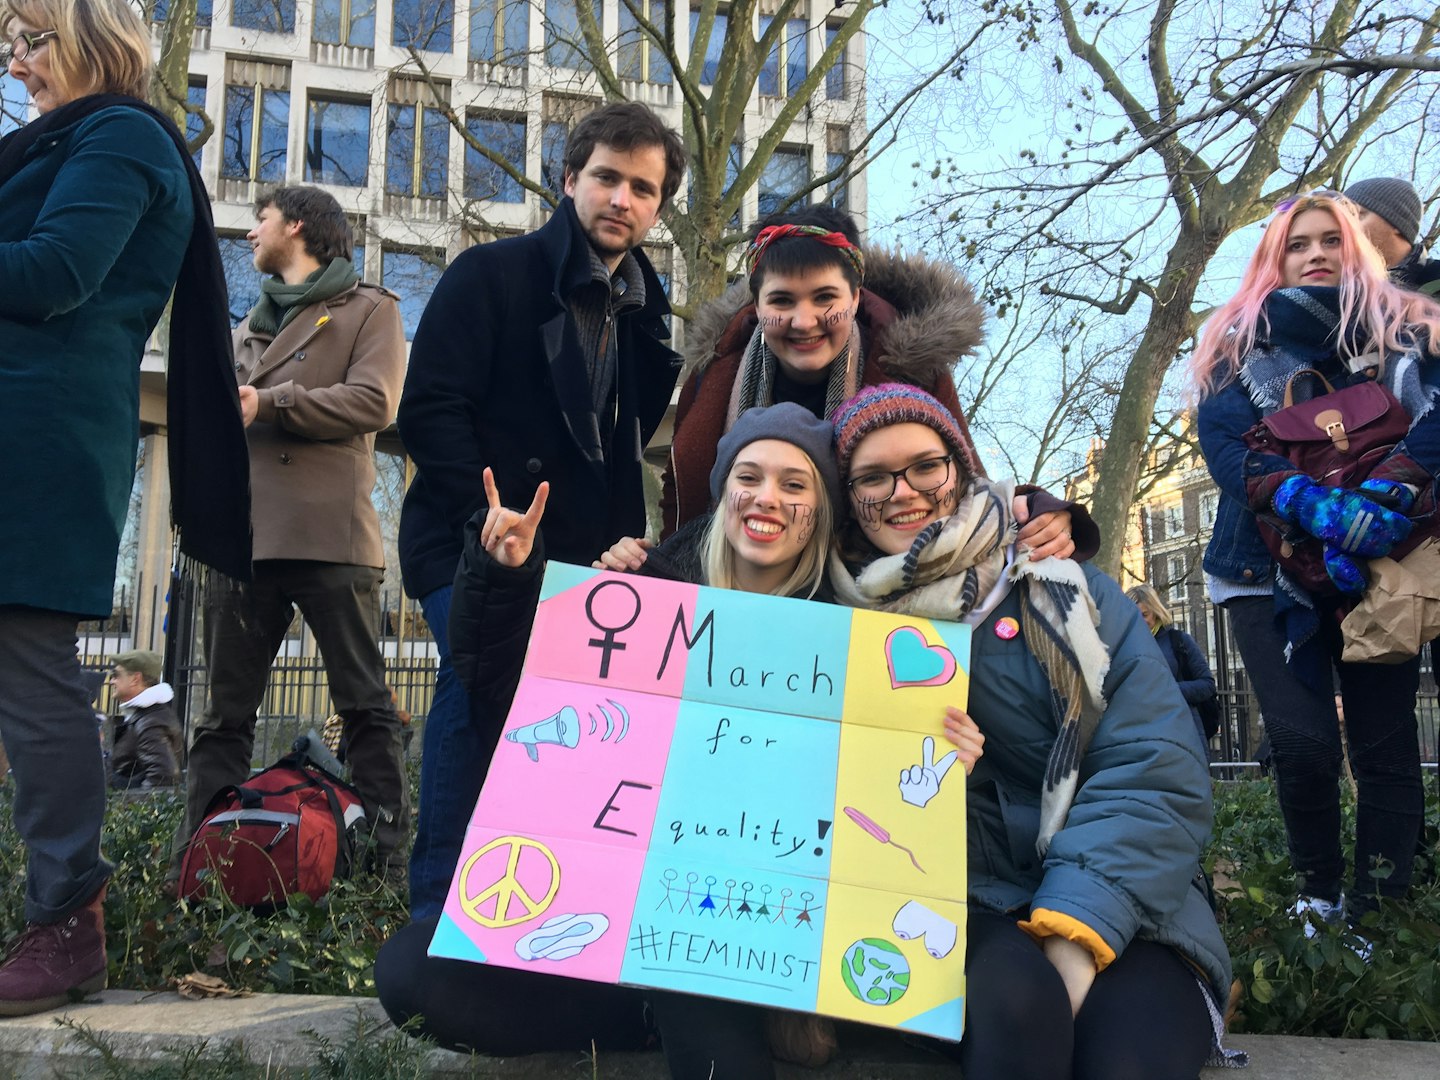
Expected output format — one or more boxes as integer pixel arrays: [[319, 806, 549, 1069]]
[[0, 990, 1438, 1079]]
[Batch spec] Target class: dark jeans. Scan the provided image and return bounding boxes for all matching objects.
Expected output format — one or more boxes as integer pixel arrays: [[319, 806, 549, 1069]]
[[0, 607, 113, 923], [409, 585, 501, 919], [1226, 595, 1423, 914], [177, 561, 410, 867], [376, 913, 1211, 1080]]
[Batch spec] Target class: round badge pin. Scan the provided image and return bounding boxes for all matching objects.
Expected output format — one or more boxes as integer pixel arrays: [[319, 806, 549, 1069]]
[[994, 616, 1020, 640]]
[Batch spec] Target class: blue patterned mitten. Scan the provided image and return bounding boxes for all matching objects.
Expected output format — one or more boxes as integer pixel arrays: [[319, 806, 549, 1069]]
[[1272, 476, 1413, 557], [1358, 477, 1418, 514], [1323, 545, 1368, 595]]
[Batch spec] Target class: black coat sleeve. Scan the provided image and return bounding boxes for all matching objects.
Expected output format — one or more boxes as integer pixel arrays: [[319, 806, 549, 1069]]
[[448, 512, 547, 719], [1017, 485, 1101, 563], [1167, 628, 1217, 705]]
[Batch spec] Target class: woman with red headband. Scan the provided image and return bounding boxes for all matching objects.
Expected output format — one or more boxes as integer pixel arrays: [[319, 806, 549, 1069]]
[[662, 206, 1091, 558]]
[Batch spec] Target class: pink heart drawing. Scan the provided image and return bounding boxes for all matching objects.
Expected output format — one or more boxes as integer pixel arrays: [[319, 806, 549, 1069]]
[[885, 626, 958, 689]]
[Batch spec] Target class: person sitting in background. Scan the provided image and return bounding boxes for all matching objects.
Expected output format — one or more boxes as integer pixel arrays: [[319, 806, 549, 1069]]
[[1126, 584, 1220, 745], [108, 650, 181, 791]]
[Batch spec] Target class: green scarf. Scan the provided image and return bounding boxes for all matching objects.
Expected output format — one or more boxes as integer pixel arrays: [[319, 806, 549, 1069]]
[[249, 257, 360, 335]]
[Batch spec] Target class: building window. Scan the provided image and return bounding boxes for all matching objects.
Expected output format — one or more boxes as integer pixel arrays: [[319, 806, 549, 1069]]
[[1167, 554, 1188, 604], [386, 84, 450, 198], [757, 146, 809, 218], [305, 96, 371, 187], [1165, 502, 1184, 536], [382, 248, 446, 340], [152, 0, 214, 27], [619, 0, 672, 85], [218, 235, 262, 326], [464, 113, 526, 203], [689, 9, 727, 86], [759, 15, 807, 97], [545, 0, 584, 69], [826, 127, 848, 210], [185, 80, 207, 168], [222, 64, 290, 183], [825, 24, 845, 99], [314, 0, 376, 47], [470, 0, 528, 65], [232, 0, 295, 33], [541, 119, 568, 196], [1200, 491, 1218, 527], [393, 0, 455, 52]]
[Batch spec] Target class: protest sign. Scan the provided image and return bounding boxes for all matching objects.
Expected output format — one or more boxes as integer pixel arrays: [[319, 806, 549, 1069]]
[[430, 562, 971, 1039]]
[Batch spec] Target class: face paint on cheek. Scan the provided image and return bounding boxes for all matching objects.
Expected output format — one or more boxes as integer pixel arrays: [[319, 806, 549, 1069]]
[[727, 490, 755, 517], [935, 487, 959, 515], [851, 498, 885, 531], [789, 503, 818, 546], [757, 315, 783, 329]]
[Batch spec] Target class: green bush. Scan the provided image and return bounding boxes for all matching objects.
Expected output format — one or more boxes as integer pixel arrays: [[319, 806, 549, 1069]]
[[1, 773, 1437, 1040], [1211, 777, 1440, 1039]]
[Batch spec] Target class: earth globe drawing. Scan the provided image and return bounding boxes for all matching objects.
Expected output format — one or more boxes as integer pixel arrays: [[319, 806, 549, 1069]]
[[841, 937, 910, 1005]]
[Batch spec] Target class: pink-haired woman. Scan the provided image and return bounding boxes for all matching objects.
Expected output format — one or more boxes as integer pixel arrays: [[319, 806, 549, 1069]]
[[1191, 190, 1440, 943]]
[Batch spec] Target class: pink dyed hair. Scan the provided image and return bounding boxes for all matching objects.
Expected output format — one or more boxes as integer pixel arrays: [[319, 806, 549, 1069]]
[[1188, 194, 1440, 401]]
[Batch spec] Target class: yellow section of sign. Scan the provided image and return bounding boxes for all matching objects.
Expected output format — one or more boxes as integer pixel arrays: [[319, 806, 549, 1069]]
[[816, 881, 966, 1035], [842, 610, 970, 734]]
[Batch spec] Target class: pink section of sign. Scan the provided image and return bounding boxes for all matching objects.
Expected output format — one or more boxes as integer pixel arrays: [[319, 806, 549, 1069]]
[[441, 825, 647, 985], [472, 677, 680, 850], [526, 570, 701, 699]]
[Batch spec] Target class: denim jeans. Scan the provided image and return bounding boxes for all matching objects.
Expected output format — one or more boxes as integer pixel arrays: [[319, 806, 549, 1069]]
[[0, 607, 113, 922], [409, 585, 497, 919], [1226, 596, 1423, 915]]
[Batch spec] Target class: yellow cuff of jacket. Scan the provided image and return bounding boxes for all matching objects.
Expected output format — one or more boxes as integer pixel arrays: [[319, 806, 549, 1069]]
[[1017, 909, 1117, 972]]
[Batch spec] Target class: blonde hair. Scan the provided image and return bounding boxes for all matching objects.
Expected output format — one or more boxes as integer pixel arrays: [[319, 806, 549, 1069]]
[[700, 454, 835, 599], [1125, 583, 1173, 629], [3, 0, 152, 102], [1188, 194, 1440, 401]]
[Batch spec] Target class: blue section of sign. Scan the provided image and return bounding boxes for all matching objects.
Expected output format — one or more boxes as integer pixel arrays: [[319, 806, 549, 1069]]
[[681, 587, 851, 720], [428, 912, 489, 964], [650, 701, 840, 876], [539, 561, 602, 602], [897, 994, 966, 1042], [622, 852, 828, 1010]]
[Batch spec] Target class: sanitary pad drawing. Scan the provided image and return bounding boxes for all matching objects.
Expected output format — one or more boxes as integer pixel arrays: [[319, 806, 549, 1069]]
[[514, 912, 610, 961]]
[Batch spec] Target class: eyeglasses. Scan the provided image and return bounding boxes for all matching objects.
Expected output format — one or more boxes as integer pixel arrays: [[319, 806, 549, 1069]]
[[3, 29, 58, 64], [847, 455, 955, 503], [1274, 189, 1347, 216]]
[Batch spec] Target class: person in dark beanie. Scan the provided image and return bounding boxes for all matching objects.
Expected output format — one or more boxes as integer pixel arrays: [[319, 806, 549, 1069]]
[[1344, 177, 1440, 294], [108, 650, 182, 791]]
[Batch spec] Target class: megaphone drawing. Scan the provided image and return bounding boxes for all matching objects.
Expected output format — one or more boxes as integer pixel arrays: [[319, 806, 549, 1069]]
[[506, 706, 581, 762]]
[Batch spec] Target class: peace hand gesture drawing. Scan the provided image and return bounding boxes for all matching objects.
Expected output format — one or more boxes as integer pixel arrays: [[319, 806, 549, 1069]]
[[480, 467, 549, 568], [899, 735, 960, 808]]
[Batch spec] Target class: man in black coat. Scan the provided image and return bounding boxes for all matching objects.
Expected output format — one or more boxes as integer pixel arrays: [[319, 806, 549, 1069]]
[[396, 102, 686, 917]]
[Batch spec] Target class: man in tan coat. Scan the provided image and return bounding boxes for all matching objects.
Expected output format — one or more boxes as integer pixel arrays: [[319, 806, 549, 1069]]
[[175, 185, 409, 875]]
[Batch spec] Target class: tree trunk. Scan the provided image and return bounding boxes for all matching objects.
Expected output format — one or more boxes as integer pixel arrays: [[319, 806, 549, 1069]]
[[151, 1, 197, 125], [1089, 227, 1219, 577]]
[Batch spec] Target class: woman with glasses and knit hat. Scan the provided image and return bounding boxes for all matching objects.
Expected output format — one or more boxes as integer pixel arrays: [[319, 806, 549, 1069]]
[[826, 383, 1233, 1080], [659, 206, 1091, 562], [1190, 190, 1440, 945], [0, 0, 244, 1016]]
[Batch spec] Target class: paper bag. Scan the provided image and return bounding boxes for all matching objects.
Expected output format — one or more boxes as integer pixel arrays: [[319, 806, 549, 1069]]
[[1340, 538, 1440, 663]]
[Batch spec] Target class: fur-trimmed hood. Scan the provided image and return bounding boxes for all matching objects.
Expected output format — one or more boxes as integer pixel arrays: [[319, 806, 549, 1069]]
[[681, 246, 988, 388]]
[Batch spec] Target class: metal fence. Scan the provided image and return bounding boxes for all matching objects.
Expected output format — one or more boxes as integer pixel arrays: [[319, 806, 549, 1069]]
[[78, 585, 1440, 777]]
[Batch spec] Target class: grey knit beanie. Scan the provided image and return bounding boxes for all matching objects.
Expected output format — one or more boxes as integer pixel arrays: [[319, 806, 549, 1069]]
[[1344, 178, 1422, 245], [710, 402, 841, 510]]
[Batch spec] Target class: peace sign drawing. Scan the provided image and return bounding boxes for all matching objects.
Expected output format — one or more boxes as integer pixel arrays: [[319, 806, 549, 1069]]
[[458, 835, 562, 929]]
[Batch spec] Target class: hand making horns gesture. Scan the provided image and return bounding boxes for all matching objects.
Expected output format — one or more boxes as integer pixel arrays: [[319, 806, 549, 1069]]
[[480, 467, 549, 569]]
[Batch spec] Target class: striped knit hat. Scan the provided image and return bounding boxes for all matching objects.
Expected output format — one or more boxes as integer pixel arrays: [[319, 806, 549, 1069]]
[[830, 383, 976, 482]]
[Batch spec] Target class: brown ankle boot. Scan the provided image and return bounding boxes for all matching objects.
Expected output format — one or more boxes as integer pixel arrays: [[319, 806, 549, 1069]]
[[0, 887, 107, 1016]]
